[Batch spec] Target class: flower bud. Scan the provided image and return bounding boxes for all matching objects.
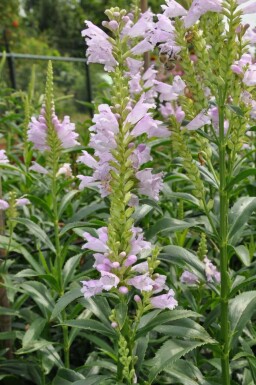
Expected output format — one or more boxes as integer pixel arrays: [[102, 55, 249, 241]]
[[119, 286, 129, 294]]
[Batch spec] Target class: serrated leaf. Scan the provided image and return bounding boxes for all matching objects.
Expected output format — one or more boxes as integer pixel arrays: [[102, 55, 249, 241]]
[[229, 291, 256, 346], [147, 339, 208, 382], [136, 309, 200, 339], [51, 288, 82, 320], [228, 197, 256, 244], [155, 318, 215, 343]]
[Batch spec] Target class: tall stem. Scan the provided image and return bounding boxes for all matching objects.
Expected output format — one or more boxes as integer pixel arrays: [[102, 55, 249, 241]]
[[219, 100, 230, 385], [51, 167, 70, 368]]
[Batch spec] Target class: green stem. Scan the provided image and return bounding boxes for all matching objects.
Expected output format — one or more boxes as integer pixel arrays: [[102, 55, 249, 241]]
[[219, 100, 230, 385], [51, 170, 70, 369]]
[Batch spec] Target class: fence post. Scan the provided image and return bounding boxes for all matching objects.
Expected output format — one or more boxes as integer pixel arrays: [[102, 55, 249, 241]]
[[3, 29, 17, 89]]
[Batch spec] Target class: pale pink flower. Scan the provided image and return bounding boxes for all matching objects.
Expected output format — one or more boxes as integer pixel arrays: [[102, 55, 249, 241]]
[[185, 110, 211, 130], [243, 64, 256, 86], [127, 10, 154, 38], [81, 279, 103, 298], [29, 161, 48, 175], [130, 144, 152, 169], [82, 21, 117, 72], [131, 39, 154, 55], [0, 150, 9, 164], [150, 289, 178, 310], [152, 274, 168, 293], [180, 271, 199, 285], [57, 163, 73, 178], [131, 261, 149, 273], [136, 169, 163, 201], [204, 257, 220, 283], [82, 227, 108, 253], [126, 58, 144, 75], [100, 271, 120, 290], [128, 273, 155, 291], [161, 0, 187, 18], [184, 0, 222, 29], [125, 95, 155, 125], [15, 198, 30, 207], [0, 199, 9, 210]]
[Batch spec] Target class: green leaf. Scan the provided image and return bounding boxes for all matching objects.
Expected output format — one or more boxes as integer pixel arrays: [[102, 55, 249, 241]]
[[115, 302, 127, 330], [16, 340, 54, 355], [20, 281, 54, 319], [233, 245, 251, 266], [51, 288, 82, 320], [80, 296, 111, 326], [22, 317, 46, 347], [63, 254, 82, 286], [136, 309, 200, 339], [162, 188, 200, 207], [155, 318, 215, 343], [72, 377, 113, 385], [229, 291, 256, 346], [52, 368, 84, 385], [228, 197, 256, 243], [146, 217, 196, 239], [227, 104, 244, 116], [14, 218, 56, 252], [25, 194, 54, 220], [160, 245, 205, 280], [58, 190, 80, 217], [135, 336, 149, 374], [226, 169, 256, 191], [61, 319, 117, 338], [164, 359, 210, 385], [147, 339, 208, 382], [59, 222, 96, 237], [0, 235, 44, 274]]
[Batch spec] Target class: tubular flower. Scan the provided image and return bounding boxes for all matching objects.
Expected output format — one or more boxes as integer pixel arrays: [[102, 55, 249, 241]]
[[28, 106, 79, 152], [0, 150, 9, 164]]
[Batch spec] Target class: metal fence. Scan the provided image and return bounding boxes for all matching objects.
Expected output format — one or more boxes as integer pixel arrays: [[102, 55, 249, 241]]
[[0, 51, 93, 117]]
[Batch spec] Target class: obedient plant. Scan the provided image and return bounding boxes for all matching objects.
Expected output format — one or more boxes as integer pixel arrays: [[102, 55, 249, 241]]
[[2, 1, 256, 385]]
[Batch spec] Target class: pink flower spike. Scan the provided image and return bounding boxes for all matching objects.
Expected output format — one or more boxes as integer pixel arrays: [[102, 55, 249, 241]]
[[0, 199, 9, 210], [57, 163, 73, 178], [150, 289, 178, 310]]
